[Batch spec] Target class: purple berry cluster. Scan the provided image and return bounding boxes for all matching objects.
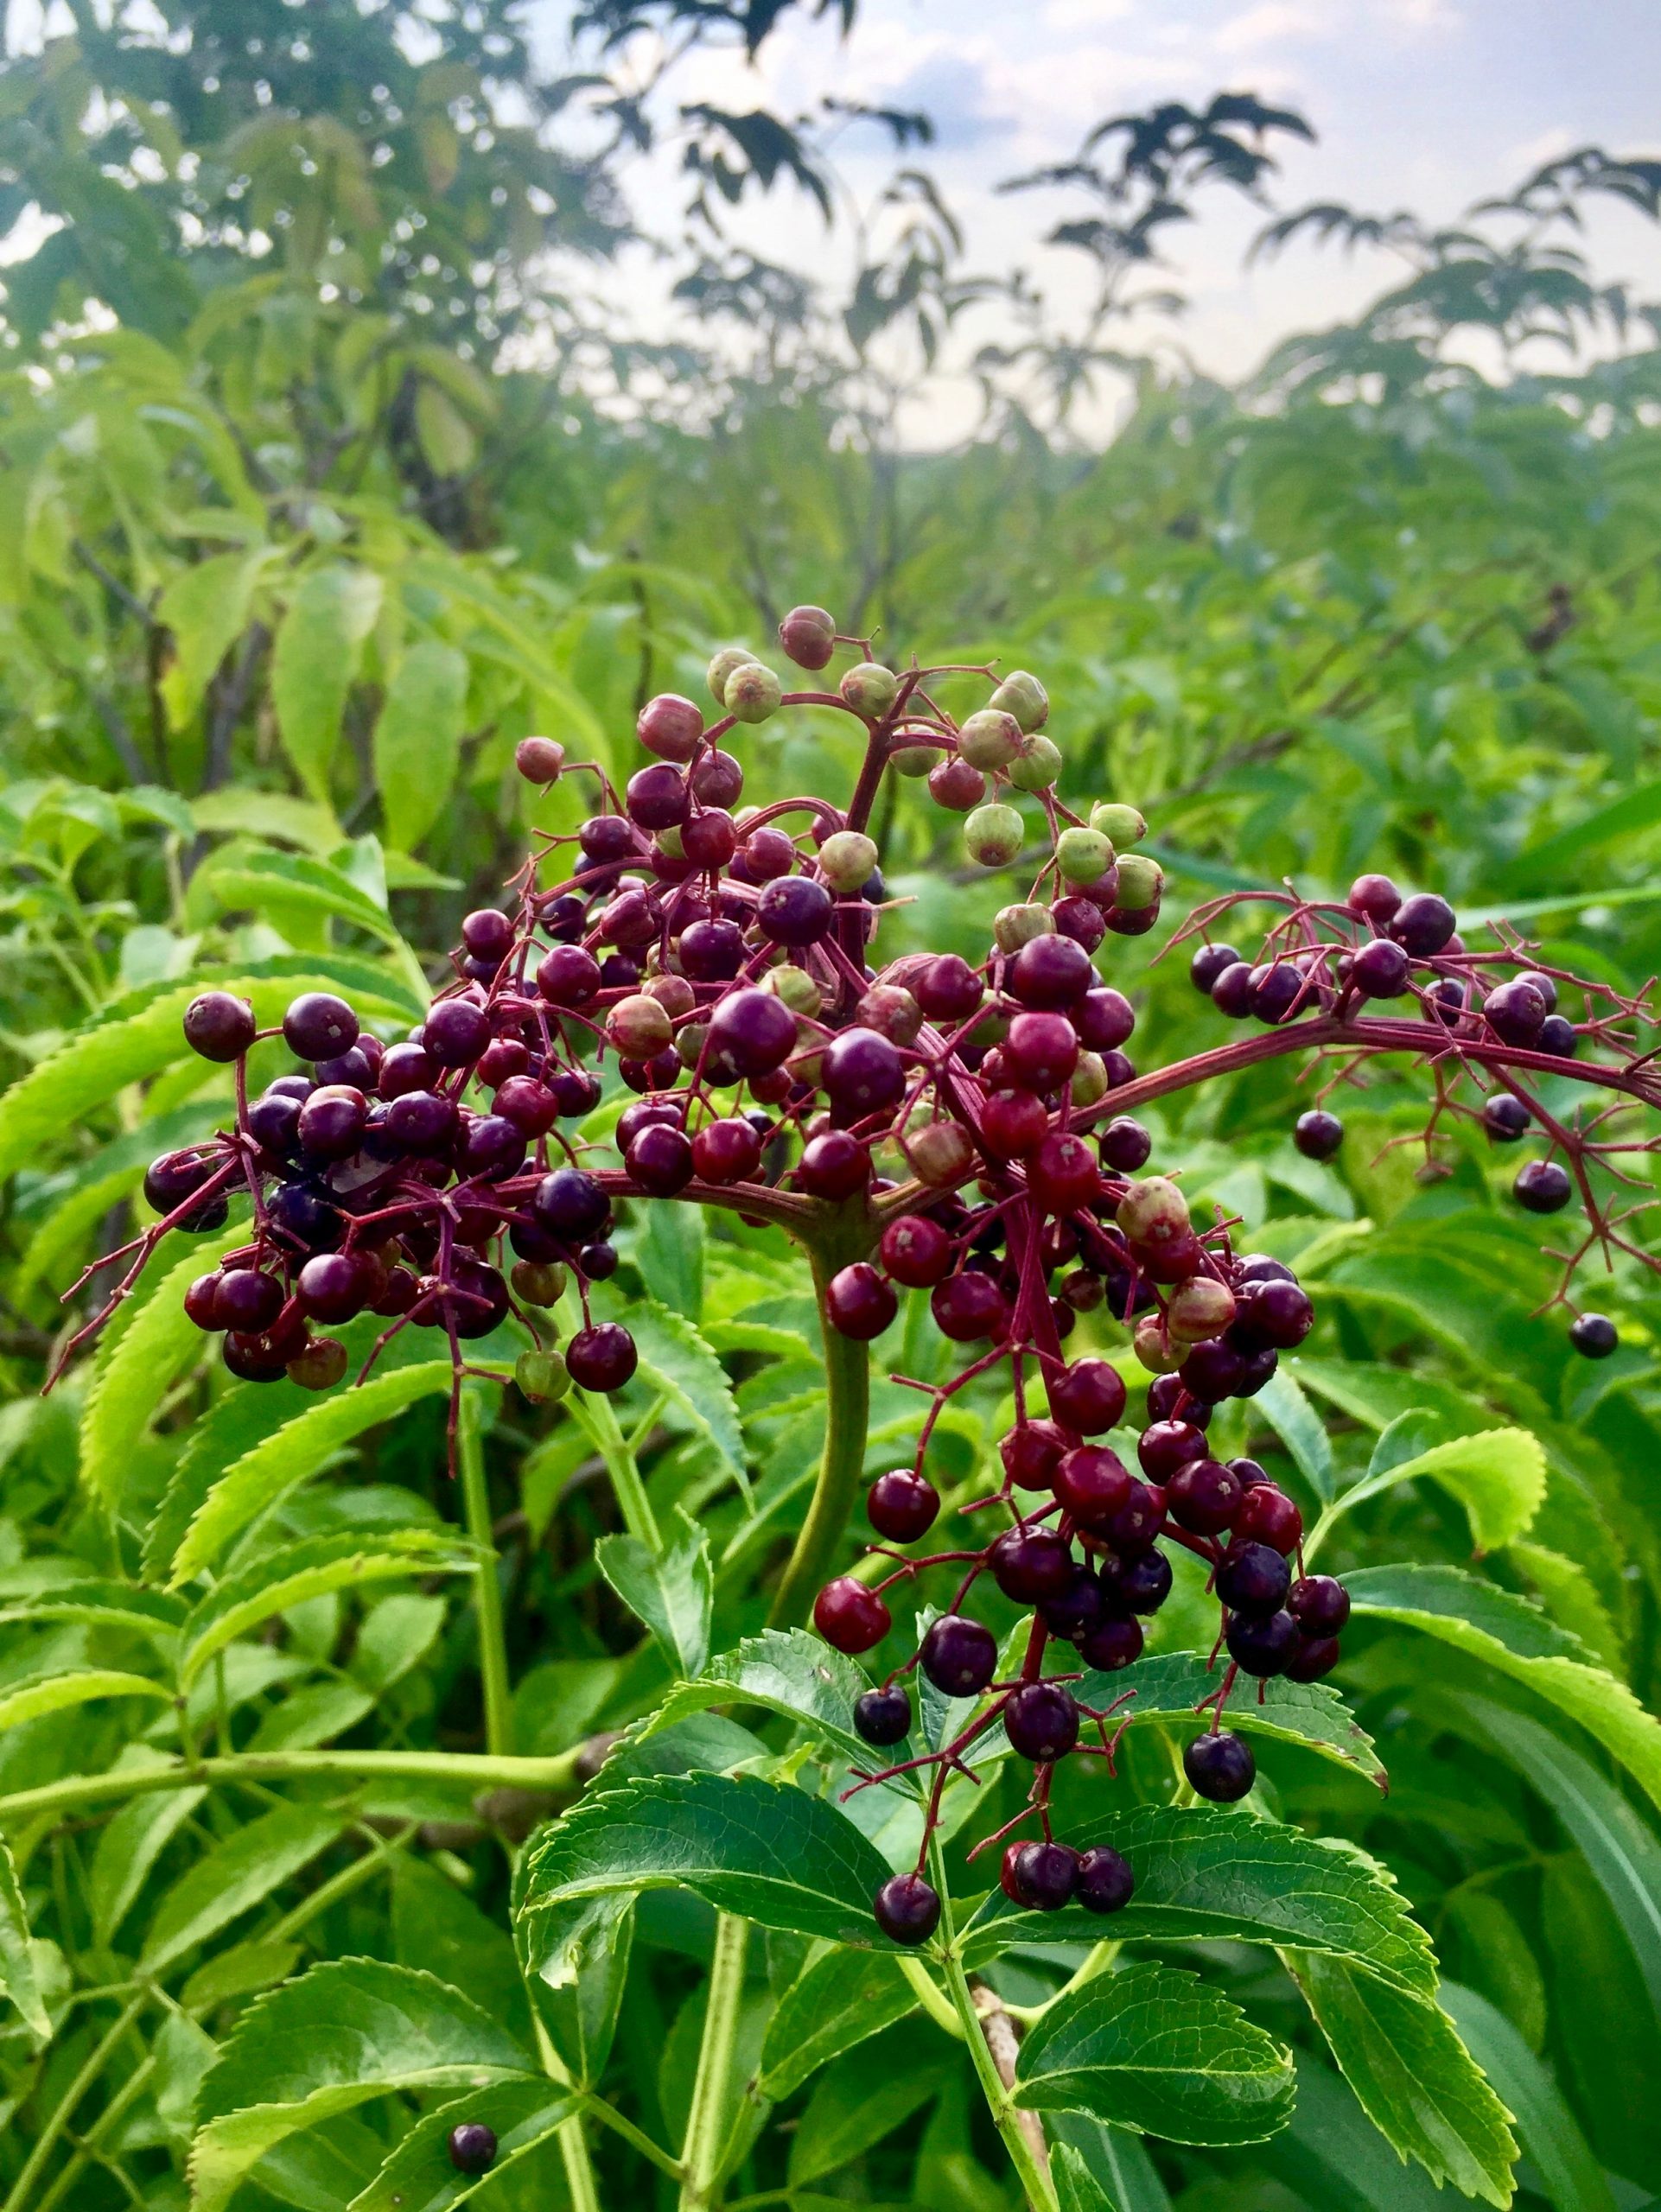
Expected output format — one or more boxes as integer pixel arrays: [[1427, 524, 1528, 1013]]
[[56, 599, 1661, 1946]]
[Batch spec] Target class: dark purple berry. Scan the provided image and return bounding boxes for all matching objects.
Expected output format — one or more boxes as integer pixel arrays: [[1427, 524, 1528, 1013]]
[[1514, 1159, 1572, 1213], [1289, 1574, 1350, 1635], [566, 1323, 637, 1392], [1481, 1094, 1530, 1142], [1040, 1567, 1107, 1644], [1215, 1541, 1290, 1618], [874, 1872, 940, 1945], [283, 992, 358, 1062], [1003, 1681, 1079, 1763], [1012, 1840, 1079, 1911], [533, 1168, 610, 1241], [920, 1614, 997, 1696], [1099, 1116, 1152, 1173], [296, 1084, 367, 1160], [1569, 1313, 1618, 1358], [1294, 1109, 1343, 1160], [1211, 961, 1254, 1019], [756, 874, 833, 946], [1485, 976, 1547, 1047], [1538, 1013, 1578, 1057], [449, 2122, 498, 2175], [183, 990, 257, 1062], [1079, 1616, 1142, 1671], [1225, 1608, 1300, 1677], [813, 1577, 890, 1654], [1189, 943, 1238, 995], [1350, 938, 1410, 998], [1287, 1634, 1341, 1681], [990, 1528, 1073, 1604], [1076, 1847, 1134, 1914], [266, 1181, 345, 1252], [1391, 892, 1456, 957], [423, 998, 492, 1067], [854, 1684, 912, 1745], [1118, 1548, 1173, 1615], [1184, 1730, 1255, 1802], [825, 1263, 896, 1341], [868, 1470, 939, 1543]]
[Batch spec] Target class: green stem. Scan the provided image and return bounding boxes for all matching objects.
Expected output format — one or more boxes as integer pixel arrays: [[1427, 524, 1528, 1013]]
[[582, 2092, 684, 2179], [459, 1390, 513, 1756], [571, 1388, 663, 1554], [2, 1993, 148, 2212], [531, 2007, 604, 2212], [767, 1249, 870, 1627], [0, 1745, 587, 1829], [931, 1840, 1058, 2212], [898, 1954, 966, 2038], [679, 1912, 750, 2211], [33, 2054, 156, 2212]]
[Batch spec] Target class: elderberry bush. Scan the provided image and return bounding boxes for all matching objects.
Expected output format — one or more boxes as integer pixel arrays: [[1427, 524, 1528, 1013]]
[[56, 603, 1661, 1978]]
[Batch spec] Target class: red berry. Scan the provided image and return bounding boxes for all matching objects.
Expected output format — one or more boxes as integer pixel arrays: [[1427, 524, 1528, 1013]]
[[799, 1130, 871, 1202], [880, 1214, 952, 1287], [1053, 1445, 1132, 1526], [1029, 1131, 1101, 1215], [930, 1271, 1009, 1343], [826, 1263, 897, 1340], [813, 1576, 890, 1654], [981, 1090, 1049, 1160], [1048, 1358, 1126, 1435], [691, 1118, 763, 1184], [869, 1469, 940, 1542], [1232, 1484, 1302, 1553], [1000, 1419, 1072, 1491], [567, 1323, 638, 1393]]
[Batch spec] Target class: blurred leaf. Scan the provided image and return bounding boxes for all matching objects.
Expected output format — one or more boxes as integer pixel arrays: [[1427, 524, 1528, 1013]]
[[372, 639, 469, 853], [271, 564, 383, 802]]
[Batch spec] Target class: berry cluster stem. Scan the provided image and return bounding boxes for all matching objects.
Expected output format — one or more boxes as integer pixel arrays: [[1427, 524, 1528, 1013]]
[[678, 1910, 751, 2211], [767, 1238, 875, 1627], [458, 1387, 514, 1758]]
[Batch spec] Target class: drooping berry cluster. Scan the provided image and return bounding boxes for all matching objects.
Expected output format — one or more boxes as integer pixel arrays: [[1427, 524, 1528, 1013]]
[[54, 601, 1661, 1942]]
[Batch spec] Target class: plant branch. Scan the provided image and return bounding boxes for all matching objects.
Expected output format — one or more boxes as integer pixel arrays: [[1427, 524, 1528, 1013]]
[[679, 1911, 750, 2211], [767, 1244, 872, 1627], [459, 1389, 514, 1756]]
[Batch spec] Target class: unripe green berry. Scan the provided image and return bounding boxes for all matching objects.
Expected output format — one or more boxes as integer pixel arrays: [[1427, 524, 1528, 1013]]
[[856, 983, 921, 1044], [957, 709, 1022, 772], [516, 1348, 570, 1402], [1167, 1276, 1236, 1342], [708, 645, 759, 704], [964, 803, 1025, 868], [1007, 734, 1062, 792], [993, 902, 1055, 954], [840, 663, 900, 720], [677, 1020, 709, 1071], [818, 829, 879, 893], [908, 1119, 977, 1187], [990, 670, 1049, 733], [891, 738, 945, 777], [1117, 1177, 1190, 1246], [646, 972, 696, 1018], [767, 964, 823, 1018], [1114, 854, 1163, 911], [1133, 1315, 1180, 1374], [608, 994, 672, 1058], [1090, 801, 1147, 847], [511, 1259, 568, 1307], [1070, 1051, 1109, 1108], [724, 662, 784, 723], [1056, 826, 1114, 885]]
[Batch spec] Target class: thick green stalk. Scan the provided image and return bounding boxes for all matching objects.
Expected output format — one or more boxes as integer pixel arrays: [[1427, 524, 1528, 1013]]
[[679, 1912, 750, 2211], [0, 1745, 587, 1829], [531, 2004, 605, 2211], [570, 1384, 663, 1554], [931, 1840, 1058, 2212], [459, 1389, 513, 1756], [1, 1993, 148, 2212], [767, 1249, 870, 1627]]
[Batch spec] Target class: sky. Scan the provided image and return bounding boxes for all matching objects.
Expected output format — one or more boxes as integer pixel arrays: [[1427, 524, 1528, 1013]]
[[528, 0, 1661, 436]]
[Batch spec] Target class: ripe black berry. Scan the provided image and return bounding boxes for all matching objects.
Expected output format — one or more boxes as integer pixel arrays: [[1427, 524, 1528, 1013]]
[[566, 1324, 637, 1393], [183, 990, 257, 1062], [1184, 1729, 1256, 1802], [449, 2122, 498, 2175], [920, 1613, 996, 1696], [1481, 1093, 1530, 1142], [1225, 1607, 1300, 1677], [1289, 1574, 1350, 1635], [1076, 1846, 1134, 1914], [867, 1469, 939, 1543], [1294, 1109, 1343, 1160], [1569, 1313, 1618, 1358], [1003, 1681, 1080, 1762], [854, 1685, 912, 1745], [1189, 942, 1238, 995], [1514, 1159, 1572, 1213], [1215, 1541, 1290, 1618], [283, 991, 358, 1062], [873, 1872, 940, 1945], [1012, 1840, 1079, 1910]]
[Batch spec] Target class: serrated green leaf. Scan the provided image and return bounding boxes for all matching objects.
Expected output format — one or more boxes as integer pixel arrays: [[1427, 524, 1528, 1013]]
[[1015, 1963, 1295, 2145], [347, 2078, 579, 2211], [759, 1947, 917, 2101], [189, 1959, 537, 2212], [80, 1224, 245, 1513], [640, 1628, 907, 1782], [180, 1939, 303, 2013], [518, 1771, 898, 1986], [595, 1506, 712, 1676], [156, 543, 275, 729], [1346, 1562, 1661, 1815], [0, 1579, 185, 1646], [1255, 1366, 1335, 1501], [0, 966, 417, 1185], [179, 1531, 474, 1687], [143, 1801, 344, 1969], [1287, 1952, 1517, 2206], [0, 1833, 48, 2039], [92, 1778, 207, 1944], [169, 1360, 457, 1583], [0, 1668, 171, 1730], [1440, 1982, 1614, 2212], [271, 563, 383, 800], [963, 1805, 1434, 1994], [373, 639, 468, 853], [1312, 1430, 1545, 1560], [628, 1298, 747, 1491], [1066, 1651, 1386, 1787]]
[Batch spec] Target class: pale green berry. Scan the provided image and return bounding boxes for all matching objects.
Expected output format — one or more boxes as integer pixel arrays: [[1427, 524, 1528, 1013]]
[[891, 738, 945, 777], [516, 1348, 570, 1402], [1056, 826, 1114, 885], [840, 661, 900, 719], [957, 708, 1021, 772], [964, 803, 1025, 868], [1090, 801, 1148, 847], [607, 995, 673, 1058], [767, 964, 823, 1017], [908, 1119, 977, 1187], [1133, 1315, 1180, 1375], [993, 902, 1055, 954], [708, 645, 759, 704], [1070, 1051, 1109, 1109], [1007, 734, 1062, 792], [990, 670, 1049, 733], [676, 1020, 709, 1070], [724, 662, 783, 723], [1114, 854, 1163, 911], [1117, 1177, 1190, 1245], [1168, 1277, 1236, 1342], [818, 829, 880, 893]]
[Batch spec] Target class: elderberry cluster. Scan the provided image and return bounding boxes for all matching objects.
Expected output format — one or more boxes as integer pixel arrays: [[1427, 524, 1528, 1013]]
[[65, 596, 1656, 1954]]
